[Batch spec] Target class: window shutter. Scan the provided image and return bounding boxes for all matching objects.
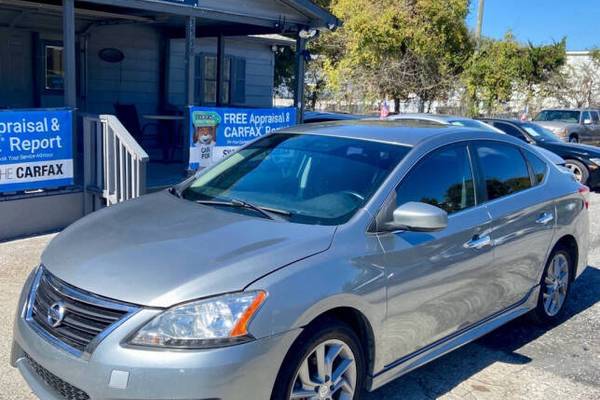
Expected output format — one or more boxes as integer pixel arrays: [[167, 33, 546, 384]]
[[194, 53, 204, 104], [231, 57, 246, 105]]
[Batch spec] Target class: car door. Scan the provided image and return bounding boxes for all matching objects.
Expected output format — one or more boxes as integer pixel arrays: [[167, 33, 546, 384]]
[[376, 143, 495, 363], [590, 111, 600, 145], [472, 141, 556, 310], [579, 111, 595, 144], [492, 121, 531, 143]]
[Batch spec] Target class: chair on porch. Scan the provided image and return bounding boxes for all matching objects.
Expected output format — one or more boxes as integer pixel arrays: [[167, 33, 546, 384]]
[[113, 103, 158, 145]]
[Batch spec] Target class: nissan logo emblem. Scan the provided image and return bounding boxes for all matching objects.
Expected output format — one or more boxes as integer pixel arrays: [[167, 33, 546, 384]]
[[47, 301, 66, 328]]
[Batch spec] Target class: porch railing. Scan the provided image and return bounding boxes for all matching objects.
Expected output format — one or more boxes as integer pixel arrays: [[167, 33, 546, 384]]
[[83, 114, 149, 213]]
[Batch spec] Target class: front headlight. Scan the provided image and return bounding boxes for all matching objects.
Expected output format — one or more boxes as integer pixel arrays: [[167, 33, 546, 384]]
[[589, 158, 600, 166], [128, 291, 267, 349]]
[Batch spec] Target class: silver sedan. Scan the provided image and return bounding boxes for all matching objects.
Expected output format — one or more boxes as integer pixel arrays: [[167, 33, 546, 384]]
[[12, 121, 589, 400]]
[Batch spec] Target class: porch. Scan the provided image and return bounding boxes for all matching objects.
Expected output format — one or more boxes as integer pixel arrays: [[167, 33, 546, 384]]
[[0, 0, 338, 241]]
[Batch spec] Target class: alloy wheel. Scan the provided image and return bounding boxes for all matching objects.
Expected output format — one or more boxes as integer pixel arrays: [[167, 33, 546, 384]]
[[543, 253, 570, 317], [565, 162, 584, 182], [289, 339, 357, 400]]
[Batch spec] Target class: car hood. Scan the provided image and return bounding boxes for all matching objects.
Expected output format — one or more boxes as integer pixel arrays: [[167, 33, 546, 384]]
[[535, 121, 571, 129], [543, 141, 600, 157], [42, 191, 336, 308]]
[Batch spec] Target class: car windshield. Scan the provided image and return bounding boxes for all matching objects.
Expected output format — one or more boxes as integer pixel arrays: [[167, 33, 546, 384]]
[[521, 123, 561, 143], [448, 119, 498, 132], [182, 133, 411, 225], [534, 110, 581, 123]]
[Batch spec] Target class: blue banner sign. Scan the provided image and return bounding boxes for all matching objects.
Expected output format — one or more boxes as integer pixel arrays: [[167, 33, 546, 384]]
[[189, 107, 297, 169], [0, 109, 74, 193]]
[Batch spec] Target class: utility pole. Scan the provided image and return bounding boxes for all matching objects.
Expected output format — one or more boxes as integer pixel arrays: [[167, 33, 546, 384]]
[[475, 0, 485, 43]]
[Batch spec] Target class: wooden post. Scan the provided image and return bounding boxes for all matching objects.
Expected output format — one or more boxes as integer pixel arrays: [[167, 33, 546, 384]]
[[185, 16, 196, 106], [216, 34, 225, 106], [294, 36, 306, 123], [184, 16, 196, 170], [62, 0, 76, 108], [475, 0, 485, 43]]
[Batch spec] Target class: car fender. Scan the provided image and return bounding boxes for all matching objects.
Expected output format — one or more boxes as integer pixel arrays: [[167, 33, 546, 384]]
[[245, 248, 388, 372]]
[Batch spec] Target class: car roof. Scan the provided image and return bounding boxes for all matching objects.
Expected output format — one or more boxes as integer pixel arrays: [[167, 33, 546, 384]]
[[386, 113, 452, 124], [303, 111, 365, 122], [538, 108, 593, 112], [280, 120, 498, 147], [481, 117, 525, 125]]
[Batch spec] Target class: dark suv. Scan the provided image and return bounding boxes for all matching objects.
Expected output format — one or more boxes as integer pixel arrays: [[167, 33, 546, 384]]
[[482, 118, 600, 187]]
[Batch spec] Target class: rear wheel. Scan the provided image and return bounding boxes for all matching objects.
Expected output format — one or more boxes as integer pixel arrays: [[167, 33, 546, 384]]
[[272, 319, 365, 400], [530, 248, 572, 324], [564, 159, 589, 185], [569, 135, 579, 143]]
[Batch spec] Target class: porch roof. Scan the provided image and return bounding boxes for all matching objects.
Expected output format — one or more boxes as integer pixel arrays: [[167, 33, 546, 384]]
[[0, 0, 339, 36]]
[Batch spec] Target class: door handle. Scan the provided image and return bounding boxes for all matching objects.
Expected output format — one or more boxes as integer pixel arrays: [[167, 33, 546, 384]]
[[536, 212, 554, 225], [464, 235, 492, 250]]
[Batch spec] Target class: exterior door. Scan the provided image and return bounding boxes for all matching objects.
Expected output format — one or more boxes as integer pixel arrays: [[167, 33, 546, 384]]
[[377, 143, 494, 363], [472, 142, 556, 310]]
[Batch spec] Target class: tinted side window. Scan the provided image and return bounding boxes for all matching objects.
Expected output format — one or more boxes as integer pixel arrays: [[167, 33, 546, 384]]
[[524, 150, 548, 185], [494, 122, 528, 141], [591, 111, 600, 124], [475, 143, 532, 201], [395, 145, 475, 214], [582, 111, 592, 123]]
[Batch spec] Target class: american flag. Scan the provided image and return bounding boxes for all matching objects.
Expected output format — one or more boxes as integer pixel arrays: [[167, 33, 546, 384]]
[[520, 105, 529, 121], [380, 101, 390, 119]]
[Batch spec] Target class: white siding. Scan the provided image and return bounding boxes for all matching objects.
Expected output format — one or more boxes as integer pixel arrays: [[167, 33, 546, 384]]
[[168, 37, 274, 108], [86, 24, 161, 116]]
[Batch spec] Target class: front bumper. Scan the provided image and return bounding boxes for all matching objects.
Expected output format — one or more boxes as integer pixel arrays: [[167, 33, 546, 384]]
[[585, 163, 600, 188], [12, 292, 301, 400]]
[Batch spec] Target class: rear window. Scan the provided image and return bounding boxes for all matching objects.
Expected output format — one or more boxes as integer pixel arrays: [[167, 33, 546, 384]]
[[523, 149, 548, 185]]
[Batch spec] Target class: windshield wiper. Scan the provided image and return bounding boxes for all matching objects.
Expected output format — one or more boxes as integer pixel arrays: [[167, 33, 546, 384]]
[[168, 186, 182, 198], [195, 198, 291, 220]]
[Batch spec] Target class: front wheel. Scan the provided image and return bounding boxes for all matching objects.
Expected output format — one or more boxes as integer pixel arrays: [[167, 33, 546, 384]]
[[530, 248, 572, 325], [569, 135, 579, 143], [272, 319, 365, 400], [564, 159, 590, 185]]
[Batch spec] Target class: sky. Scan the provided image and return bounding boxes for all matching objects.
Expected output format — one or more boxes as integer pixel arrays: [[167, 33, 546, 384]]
[[466, 0, 600, 51]]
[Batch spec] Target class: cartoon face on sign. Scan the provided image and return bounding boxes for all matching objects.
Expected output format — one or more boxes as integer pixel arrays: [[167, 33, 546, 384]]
[[192, 111, 220, 146]]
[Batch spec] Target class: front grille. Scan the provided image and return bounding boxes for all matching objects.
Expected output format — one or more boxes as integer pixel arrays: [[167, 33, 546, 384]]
[[28, 267, 136, 354], [24, 353, 90, 400]]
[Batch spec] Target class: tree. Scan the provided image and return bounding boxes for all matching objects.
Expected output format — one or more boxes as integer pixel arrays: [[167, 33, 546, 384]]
[[461, 33, 523, 116], [273, 46, 296, 100], [519, 39, 567, 113], [551, 49, 600, 108], [461, 33, 566, 116], [319, 0, 473, 112]]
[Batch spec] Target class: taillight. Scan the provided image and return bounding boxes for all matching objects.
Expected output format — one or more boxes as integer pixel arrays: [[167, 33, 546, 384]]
[[578, 185, 590, 209]]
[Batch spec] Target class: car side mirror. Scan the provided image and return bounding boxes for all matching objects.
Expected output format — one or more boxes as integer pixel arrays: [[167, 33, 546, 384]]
[[385, 202, 448, 232], [583, 118, 592, 125]]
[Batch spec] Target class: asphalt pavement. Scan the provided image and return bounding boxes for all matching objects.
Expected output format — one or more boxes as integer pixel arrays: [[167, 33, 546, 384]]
[[1, 193, 599, 400]]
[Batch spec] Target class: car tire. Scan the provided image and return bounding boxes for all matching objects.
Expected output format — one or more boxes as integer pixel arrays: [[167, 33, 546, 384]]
[[271, 318, 365, 400], [564, 159, 590, 185], [529, 247, 572, 325], [569, 135, 579, 143]]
